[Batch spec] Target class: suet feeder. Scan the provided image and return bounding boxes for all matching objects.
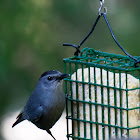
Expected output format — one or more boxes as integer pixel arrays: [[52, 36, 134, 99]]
[[63, 0, 140, 139]]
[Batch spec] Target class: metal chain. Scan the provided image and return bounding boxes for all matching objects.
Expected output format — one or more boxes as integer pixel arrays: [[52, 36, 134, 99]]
[[98, 0, 107, 15]]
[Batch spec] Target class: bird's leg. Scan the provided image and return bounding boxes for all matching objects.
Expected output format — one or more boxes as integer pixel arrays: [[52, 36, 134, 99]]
[[47, 130, 56, 140]]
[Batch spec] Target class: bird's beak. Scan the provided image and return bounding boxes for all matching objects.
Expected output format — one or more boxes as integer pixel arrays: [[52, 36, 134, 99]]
[[57, 73, 70, 80]]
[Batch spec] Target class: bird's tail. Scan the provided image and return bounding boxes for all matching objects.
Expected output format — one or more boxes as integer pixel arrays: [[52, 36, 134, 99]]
[[47, 130, 56, 140], [12, 112, 25, 128]]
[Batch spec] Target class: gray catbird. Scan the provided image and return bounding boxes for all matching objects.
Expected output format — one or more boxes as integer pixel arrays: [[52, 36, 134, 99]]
[[12, 70, 70, 140]]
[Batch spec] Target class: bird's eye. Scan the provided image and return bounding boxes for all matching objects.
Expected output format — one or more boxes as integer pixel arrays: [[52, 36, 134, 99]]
[[47, 76, 53, 80]]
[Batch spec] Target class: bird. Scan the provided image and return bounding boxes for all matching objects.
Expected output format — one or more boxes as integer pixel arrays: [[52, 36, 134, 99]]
[[12, 70, 70, 140]]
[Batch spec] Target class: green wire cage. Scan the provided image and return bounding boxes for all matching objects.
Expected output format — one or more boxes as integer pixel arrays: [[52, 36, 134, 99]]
[[64, 48, 140, 140]]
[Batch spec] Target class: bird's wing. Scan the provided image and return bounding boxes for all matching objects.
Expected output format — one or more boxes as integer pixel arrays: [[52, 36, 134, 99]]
[[28, 106, 43, 122]]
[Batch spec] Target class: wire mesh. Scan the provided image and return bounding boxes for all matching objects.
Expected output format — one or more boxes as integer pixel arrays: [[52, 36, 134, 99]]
[[64, 48, 140, 140]]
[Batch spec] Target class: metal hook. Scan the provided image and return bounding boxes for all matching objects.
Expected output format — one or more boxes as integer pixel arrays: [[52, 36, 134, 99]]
[[98, 0, 107, 15], [63, 43, 81, 56]]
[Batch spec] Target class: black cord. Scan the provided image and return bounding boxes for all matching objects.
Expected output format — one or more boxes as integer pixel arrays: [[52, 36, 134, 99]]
[[63, 43, 81, 56], [63, 15, 101, 56], [63, 13, 140, 67], [78, 15, 101, 48], [101, 13, 140, 66]]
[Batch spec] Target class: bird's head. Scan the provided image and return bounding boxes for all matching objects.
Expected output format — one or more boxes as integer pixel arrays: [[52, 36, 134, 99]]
[[39, 70, 70, 89]]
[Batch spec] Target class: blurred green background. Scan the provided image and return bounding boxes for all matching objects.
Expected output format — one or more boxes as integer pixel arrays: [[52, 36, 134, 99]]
[[0, 0, 140, 139]]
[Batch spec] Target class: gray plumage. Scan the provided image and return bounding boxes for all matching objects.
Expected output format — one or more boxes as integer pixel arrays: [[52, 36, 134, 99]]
[[12, 70, 69, 140]]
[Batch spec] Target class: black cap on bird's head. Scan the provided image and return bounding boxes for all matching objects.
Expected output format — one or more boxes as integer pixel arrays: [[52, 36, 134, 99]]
[[39, 70, 70, 81], [40, 70, 60, 79]]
